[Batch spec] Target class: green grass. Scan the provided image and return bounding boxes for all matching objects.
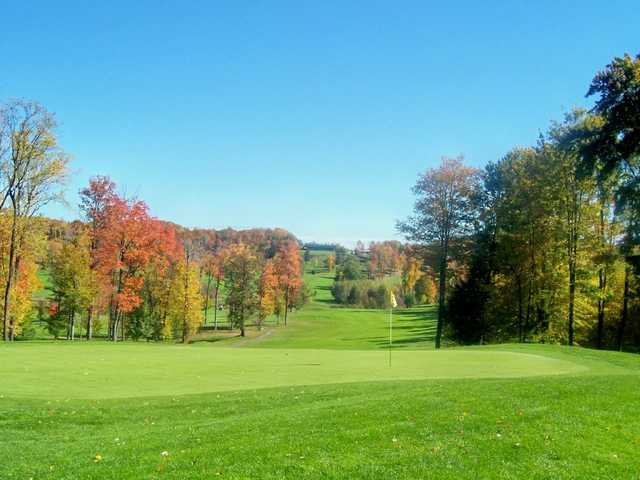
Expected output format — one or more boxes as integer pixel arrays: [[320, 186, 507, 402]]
[[203, 268, 437, 350], [0, 343, 587, 399], [2, 252, 639, 479]]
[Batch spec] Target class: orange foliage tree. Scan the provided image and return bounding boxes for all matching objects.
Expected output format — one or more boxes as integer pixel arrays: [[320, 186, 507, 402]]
[[258, 259, 278, 330], [274, 241, 302, 326]]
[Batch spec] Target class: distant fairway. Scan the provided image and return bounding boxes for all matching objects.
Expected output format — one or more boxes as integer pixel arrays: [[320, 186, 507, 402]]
[[0, 343, 586, 399], [198, 267, 439, 350], [2, 255, 639, 479]]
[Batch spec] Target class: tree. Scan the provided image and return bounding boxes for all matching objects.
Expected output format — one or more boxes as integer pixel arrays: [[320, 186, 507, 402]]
[[369, 241, 403, 279], [414, 271, 437, 304], [79, 176, 117, 338], [326, 254, 336, 272], [581, 53, 640, 185], [166, 259, 203, 343], [135, 220, 183, 340], [548, 110, 599, 345], [399, 156, 480, 348], [0, 100, 68, 341], [274, 241, 302, 326], [48, 231, 98, 340], [335, 255, 362, 281], [202, 250, 225, 329], [224, 243, 260, 337], [257, 260, 278, 330], [89, 187, 171, 341], [0, 212, 42, 339], [402, 256, 423, 295]]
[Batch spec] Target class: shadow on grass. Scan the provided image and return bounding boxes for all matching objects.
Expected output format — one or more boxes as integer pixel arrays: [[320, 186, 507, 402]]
[[342, 306, 437, 349], [190, 334, 242, 344]]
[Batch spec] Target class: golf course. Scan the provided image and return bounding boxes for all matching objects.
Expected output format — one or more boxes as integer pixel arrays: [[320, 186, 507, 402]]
[[2, 266, 639, 479]]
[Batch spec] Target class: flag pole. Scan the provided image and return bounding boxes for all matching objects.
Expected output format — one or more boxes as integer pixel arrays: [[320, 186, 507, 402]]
[[389, 305, 392, 367], [388, 291, 397, 367]]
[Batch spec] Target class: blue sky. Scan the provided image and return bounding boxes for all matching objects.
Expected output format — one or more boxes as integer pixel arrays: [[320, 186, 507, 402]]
[[0, 1, 637, 246]]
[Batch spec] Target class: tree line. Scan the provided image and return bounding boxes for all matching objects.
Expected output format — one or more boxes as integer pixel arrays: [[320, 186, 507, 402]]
[[400, 52, 640, 351], [0, 101, 305, 342]]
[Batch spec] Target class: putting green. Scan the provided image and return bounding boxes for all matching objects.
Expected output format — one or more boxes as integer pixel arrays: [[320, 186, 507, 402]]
[[0, 343, 586, 399]]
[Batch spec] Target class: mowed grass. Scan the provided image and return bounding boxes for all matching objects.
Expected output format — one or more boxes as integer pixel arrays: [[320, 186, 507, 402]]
[[0, 343, 587, 399], [203, 268, 437, 350], [1, 346, 639, 479], [2, 253, 640, 479]]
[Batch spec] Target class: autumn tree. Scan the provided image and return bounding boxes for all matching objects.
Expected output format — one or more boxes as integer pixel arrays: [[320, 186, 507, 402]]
[[368, 241, 403, 279], [402, 255, 423, 296], [133, 220, 183, 340], [86, 184, 170, 341], [48, 230, 98, 340], [224, 243, 260, 337], [326, 254, 336, 272], [165, 258, 203, 342], [0, 100, 68, 341], [0, 214, 42, 339], [202, 250, 225, 329], [399, 156, 480, 348], [274, 240, 302, 326], [257, 259, 278, 330], [414, 272, 437, 304]]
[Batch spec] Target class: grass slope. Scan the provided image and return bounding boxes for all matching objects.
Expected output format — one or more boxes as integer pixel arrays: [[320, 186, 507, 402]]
[[203, 268, 437, 350], [2, 254, 639, 479]]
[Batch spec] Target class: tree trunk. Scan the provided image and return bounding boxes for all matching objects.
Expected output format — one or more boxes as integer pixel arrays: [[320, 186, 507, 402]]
[[214, 278, 220, 330], [111, 268, 124, 341], [2, 210, 18, 341], [112, 311, 119, 342], [517, 274, 523, 343], [203, 274, 212, 324], [596, 205, 607, 349], [86, 307, 93, 340], [70, 309, 76, 341], [567, 193, 577, 347], [435, 239, 448, 350], [597, 268, 606, 349], [284, 288, 289, 326], [568, 260, 576, 346], [617, 264, 629, 351]]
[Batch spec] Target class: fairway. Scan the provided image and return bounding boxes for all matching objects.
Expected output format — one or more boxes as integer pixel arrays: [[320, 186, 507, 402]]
[[0, 343, 586, 399]]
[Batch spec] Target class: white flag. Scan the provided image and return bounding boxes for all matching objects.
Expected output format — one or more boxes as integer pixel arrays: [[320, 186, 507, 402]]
[[390, 292, 397, 308]]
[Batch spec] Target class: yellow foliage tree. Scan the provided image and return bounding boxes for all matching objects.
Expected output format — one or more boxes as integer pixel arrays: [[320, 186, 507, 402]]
[[402, 256, 423, 295], [166, 260, 203, 342], [326, 254, 336, 272]]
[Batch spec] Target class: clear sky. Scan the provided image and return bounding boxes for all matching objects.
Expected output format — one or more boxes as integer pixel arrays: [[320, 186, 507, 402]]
[[0, 1, 637, 246]]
